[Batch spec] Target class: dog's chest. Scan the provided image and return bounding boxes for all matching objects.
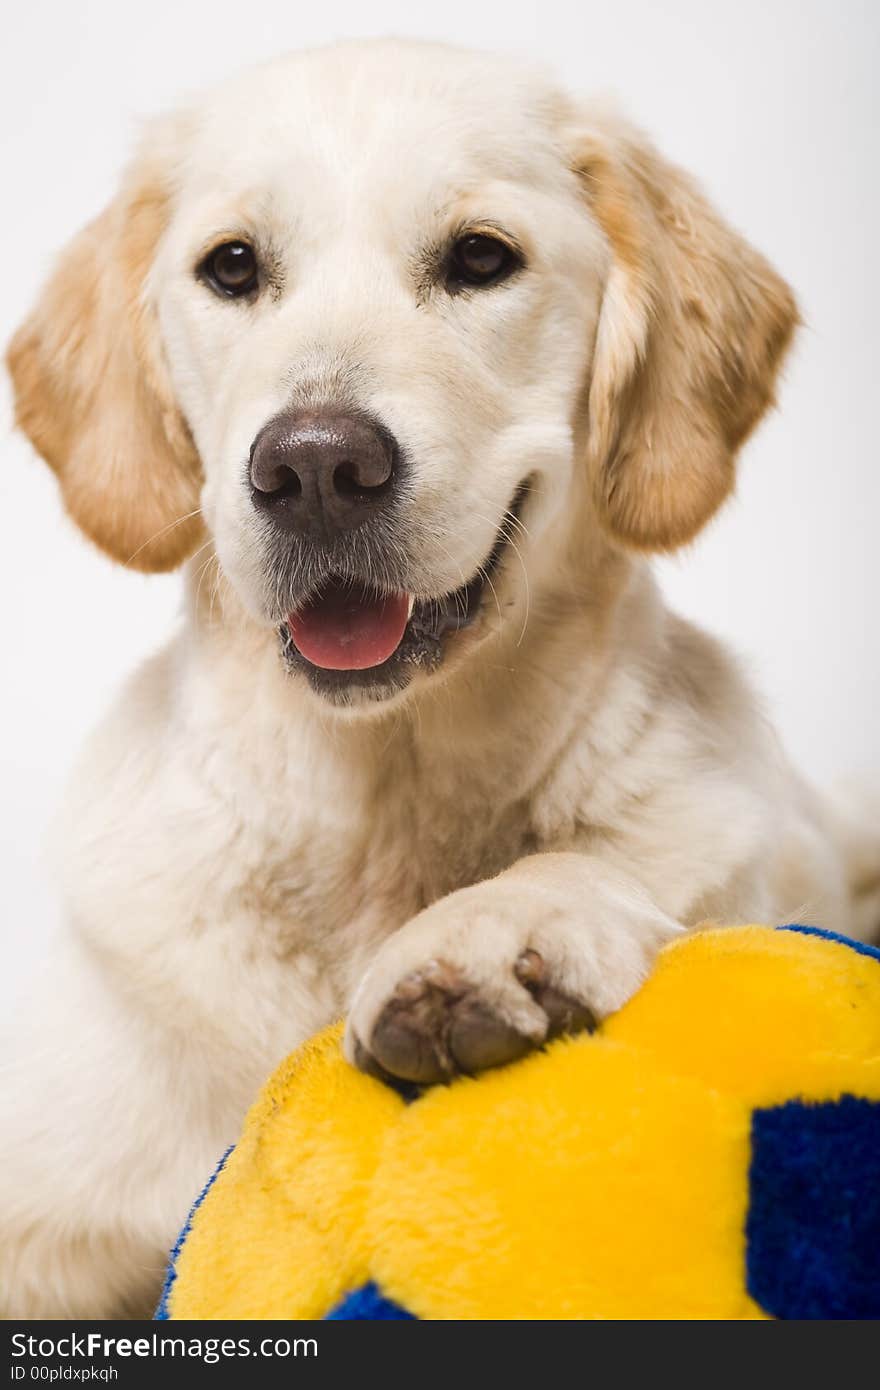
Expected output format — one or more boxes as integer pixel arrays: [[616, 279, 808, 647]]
[[227, 740, 538, 974]]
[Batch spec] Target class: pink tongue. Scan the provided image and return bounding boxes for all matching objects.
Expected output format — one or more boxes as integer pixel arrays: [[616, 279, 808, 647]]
[[289, 586, 410, 670]]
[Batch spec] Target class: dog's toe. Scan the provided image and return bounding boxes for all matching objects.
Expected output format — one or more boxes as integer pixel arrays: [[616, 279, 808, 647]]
[[360, 950, 595, 1087], [515, 948, 597, 1039], [446, 995, 535, 1074], [366, 972, 453, 1084]]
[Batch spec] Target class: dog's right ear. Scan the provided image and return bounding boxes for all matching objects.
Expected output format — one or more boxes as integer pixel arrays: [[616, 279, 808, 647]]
[[6, 122, 204, 571]]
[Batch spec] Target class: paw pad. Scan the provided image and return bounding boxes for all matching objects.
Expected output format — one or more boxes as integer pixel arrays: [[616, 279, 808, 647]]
[[358, 950, 596, 1086]]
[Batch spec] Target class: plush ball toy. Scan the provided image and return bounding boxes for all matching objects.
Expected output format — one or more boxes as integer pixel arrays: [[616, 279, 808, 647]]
[[157, 925, 880, 1320]]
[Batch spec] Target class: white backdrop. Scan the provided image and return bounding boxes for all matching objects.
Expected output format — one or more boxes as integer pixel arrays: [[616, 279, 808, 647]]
[[1, 0, 878, 996]]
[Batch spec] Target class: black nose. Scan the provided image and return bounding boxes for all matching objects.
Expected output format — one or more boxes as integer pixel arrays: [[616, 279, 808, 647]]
[[249, 408, 399, 536]]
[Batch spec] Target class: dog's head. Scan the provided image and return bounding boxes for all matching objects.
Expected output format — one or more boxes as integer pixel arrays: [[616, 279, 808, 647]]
[[8, 41, 797, 709]]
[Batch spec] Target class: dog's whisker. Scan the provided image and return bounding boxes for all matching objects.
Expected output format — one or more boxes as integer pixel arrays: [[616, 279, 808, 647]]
[[194, 551, 219, 613], [505, 535, 532, 648], [186, 538, 215, 571], [502, 506, 531, 543], [123, 508, 204, 569], [477, 561, 503, 626], [208, 558, 224, 625], [455, 504, 531, 645]]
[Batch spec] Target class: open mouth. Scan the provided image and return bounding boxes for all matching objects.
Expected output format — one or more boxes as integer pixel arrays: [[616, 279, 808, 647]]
[[279, 482, 527, 702]]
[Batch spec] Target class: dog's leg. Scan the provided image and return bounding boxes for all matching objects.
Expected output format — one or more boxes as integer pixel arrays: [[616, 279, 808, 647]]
[[345, 852, 683, 1085], [0, 938, 241, 1319]]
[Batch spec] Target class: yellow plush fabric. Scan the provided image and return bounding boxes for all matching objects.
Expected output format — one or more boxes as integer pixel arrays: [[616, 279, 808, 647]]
[[603, 927, 880, 1107], [160, 926, 880, 1321], [368, 1039, 763, 1319], [166, 1025, 405, 1319]]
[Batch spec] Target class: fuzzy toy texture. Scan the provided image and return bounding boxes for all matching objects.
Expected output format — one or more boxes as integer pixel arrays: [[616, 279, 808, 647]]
[[157, 925, 880, 1320]]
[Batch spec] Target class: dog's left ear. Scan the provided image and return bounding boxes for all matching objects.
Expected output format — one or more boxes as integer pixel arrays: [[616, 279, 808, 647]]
[[572, 115, 799, 551]]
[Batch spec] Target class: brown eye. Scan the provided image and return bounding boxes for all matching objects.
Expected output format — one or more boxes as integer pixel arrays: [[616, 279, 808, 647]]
[[200, 241, 259, 297], [448, 233, 519, 288]]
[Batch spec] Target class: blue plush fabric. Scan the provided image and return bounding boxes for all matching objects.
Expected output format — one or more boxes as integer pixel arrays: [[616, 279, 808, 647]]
[[747, 1097, 880, 1318], [779, 923, 880, 962], [155, 1146, 235, 1320], [325, 1281, 417, 1319]]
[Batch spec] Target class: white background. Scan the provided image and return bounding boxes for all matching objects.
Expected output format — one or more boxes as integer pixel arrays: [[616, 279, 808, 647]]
[[1, 0, 878, 997]]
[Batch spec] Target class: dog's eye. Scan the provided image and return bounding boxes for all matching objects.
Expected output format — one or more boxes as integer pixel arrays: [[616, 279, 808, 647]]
[[447, 234, 519, 289], [199, 241, 259, 298]]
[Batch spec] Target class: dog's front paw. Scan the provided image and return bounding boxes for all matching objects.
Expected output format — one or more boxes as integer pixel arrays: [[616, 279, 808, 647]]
[[350, 948, 595, 1086], [344, 866, 676, 1087]]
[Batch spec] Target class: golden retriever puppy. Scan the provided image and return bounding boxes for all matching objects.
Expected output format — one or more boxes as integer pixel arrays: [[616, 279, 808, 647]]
[[3, 39, 877, 1318]]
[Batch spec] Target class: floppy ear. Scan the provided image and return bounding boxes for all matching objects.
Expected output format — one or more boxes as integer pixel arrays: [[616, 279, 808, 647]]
[[573, 116, 799, 551], [6, 128, 204, 571]]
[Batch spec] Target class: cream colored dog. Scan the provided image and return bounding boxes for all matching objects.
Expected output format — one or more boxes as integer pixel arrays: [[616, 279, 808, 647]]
[[3, 39, 877, 1319]]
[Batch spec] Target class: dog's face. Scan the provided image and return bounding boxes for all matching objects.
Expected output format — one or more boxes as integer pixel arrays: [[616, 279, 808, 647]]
[[154, 45, 605, 704], [8, 41, 797, 710]]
